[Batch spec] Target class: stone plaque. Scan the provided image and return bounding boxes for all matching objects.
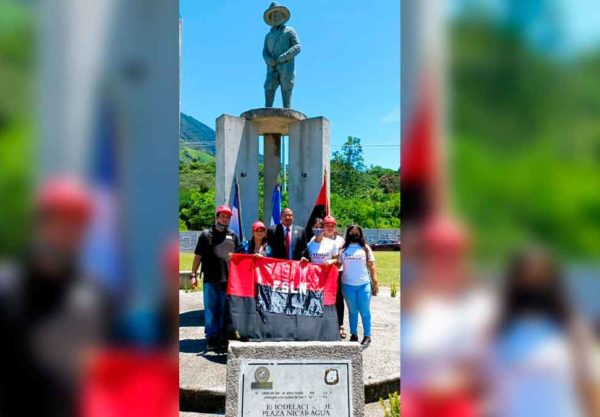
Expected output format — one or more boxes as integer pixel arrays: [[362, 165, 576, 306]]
[[225, 342, 364, 417], [238, 360, 352, 417]]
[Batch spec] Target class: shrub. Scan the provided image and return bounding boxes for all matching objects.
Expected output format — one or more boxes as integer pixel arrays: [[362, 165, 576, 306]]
[[379, 392, 400, 417]]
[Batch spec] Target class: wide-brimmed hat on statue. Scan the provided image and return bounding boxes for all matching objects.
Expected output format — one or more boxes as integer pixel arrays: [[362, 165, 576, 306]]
[[264, 2, 290, 26]]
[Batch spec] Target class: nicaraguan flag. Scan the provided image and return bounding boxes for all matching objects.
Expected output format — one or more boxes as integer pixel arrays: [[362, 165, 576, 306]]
[[230, 180, 244, 241], [270, 183, 282, 226]]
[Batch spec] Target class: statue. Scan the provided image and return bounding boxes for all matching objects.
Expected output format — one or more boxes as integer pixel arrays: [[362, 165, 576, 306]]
[[262, 2, 301, 109]]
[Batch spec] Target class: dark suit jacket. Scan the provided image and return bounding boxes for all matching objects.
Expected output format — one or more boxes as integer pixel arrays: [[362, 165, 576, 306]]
[[268, 223, 308, 260]]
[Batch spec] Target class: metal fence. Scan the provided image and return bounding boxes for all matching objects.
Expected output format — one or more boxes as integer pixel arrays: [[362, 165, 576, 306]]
[[179, 229, 401, 253]]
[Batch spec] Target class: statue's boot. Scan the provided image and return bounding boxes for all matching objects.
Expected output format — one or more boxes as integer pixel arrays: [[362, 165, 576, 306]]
[[282, 89, 292, 109], [265, 90, 276, 108]]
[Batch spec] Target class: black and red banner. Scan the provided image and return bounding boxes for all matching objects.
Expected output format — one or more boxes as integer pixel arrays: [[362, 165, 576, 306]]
[[305, 174, 329, 240], [227, 254, 339, 341]]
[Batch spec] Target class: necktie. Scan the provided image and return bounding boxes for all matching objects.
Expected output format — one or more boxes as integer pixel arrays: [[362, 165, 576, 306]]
[[285, 227, 291, 259]]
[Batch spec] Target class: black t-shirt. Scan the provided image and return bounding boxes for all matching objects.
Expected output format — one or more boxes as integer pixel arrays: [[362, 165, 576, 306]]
[[194, 227, 240, 284]]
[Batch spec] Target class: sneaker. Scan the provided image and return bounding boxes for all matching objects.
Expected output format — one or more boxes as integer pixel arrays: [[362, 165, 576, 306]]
[[206, 337, 220, 351], [360, 336, 371, 350], [219, 336, 230, 351], [349, 334, 359, 342]]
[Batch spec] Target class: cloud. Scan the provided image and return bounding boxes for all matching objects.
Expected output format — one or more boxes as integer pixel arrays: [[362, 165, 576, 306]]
[[382, 106, 400, 124]]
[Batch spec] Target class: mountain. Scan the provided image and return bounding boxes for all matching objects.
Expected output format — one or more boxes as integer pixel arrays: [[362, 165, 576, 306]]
[[179, 146, 216, 164], [179, 112, 263, 163], [180, 112, 216, 155]]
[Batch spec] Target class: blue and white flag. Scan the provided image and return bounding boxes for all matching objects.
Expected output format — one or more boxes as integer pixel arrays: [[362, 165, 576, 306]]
[[230, 180, 244, 241], [270, 183, 282, 226]]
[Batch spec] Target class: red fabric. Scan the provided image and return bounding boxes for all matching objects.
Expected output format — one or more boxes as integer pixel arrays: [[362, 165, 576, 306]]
[[285, 227, 291, 259], [226, 254, 257, 298], [402, 391, 478, 417], [402, 82, 438, 185], [81, 350, 178, 417], [227, 254, 338, 305], [313, 175, 329, 215]]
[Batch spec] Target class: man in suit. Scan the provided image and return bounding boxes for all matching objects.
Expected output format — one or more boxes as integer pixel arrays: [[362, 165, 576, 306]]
[[268, 207, 308, 261]]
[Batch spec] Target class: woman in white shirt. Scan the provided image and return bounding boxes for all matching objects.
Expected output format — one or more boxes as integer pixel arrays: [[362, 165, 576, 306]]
[[338, 225, 379, 349], [489, 248, 600, 417], [306, 218, 338, 266], [323, 215, 347, 339]]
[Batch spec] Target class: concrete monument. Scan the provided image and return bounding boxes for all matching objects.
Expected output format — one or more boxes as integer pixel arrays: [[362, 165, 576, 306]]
[[215, 2, 328, 241], [263, 2, 301, 109]]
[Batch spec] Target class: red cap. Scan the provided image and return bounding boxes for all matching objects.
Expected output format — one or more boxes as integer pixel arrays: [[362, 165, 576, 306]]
[[421, 214, 469, 253], [216, 205, 232, 216], [323, 215, 337, 225], [252, 221, 266, 232], [37, 176, 94, 223]]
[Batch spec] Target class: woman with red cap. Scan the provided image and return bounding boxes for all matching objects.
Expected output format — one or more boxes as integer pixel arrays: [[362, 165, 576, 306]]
[[306, 218, 338, 267], [237, 221, 272, 257], [323, 215, 348, 339]]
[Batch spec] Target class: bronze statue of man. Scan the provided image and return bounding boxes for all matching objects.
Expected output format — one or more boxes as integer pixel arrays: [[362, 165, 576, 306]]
[[263, 2, 301, 109]]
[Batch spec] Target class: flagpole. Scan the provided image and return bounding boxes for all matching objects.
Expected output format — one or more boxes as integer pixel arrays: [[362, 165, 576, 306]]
[[282, 136, 286, 194], [324, 168, 329, 215], [238, 179, 244, 241]]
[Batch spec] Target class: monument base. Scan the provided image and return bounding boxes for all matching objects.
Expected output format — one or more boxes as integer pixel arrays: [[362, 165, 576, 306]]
[[225, 342, 365, 417], [217, 108, 330, 230], [241, 108, 307, 135]]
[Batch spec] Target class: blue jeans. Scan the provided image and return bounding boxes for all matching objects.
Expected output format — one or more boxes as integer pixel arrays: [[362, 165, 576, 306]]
[[341, 282, 372, 337], [203, 282, 227, 338]]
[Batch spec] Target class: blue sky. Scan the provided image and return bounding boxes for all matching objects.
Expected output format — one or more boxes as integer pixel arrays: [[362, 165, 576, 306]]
[[180, 0, 401, 169], [559, 0, 600, 52]]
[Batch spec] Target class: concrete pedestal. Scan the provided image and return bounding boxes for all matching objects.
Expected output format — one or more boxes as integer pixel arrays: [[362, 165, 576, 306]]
[[288, 117, 331, 227], [216, 109, 329, 235], [263, 134, 281, 225], [225, 342, 364, 417], [216, 115, 259, 239]]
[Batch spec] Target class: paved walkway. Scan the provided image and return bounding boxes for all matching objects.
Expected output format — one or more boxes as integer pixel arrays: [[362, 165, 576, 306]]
[[179, 288, 400, 413]]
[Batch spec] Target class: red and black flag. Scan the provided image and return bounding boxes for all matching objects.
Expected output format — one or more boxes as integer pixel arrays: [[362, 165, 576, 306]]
[[305, 173, 329, 240], [227, 254, 339, 341], [81, 350, 178, 417]]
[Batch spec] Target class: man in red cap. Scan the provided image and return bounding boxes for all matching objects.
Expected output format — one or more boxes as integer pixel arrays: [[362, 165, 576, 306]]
[[0, 176, 111, 417], [189, 205, 240, 351]]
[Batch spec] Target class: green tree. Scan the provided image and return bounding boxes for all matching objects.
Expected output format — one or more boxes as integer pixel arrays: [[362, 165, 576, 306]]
[[450, 11, 600, 259], [0, 1, 34, 254], [331, 136, 375, 198]]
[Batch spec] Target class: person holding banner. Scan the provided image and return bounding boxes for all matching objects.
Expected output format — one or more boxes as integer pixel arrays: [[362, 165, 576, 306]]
[[323, 215, 348, 339], [306, 218, 338, 267], [338, 225, 379, 349], [189, 205, 240, 351], [237, 221, 272, 257]]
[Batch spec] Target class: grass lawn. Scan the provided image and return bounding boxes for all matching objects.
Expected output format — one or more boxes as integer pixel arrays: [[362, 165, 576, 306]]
[[372, 251, 401, 287], [180, 251, 400, 287]]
